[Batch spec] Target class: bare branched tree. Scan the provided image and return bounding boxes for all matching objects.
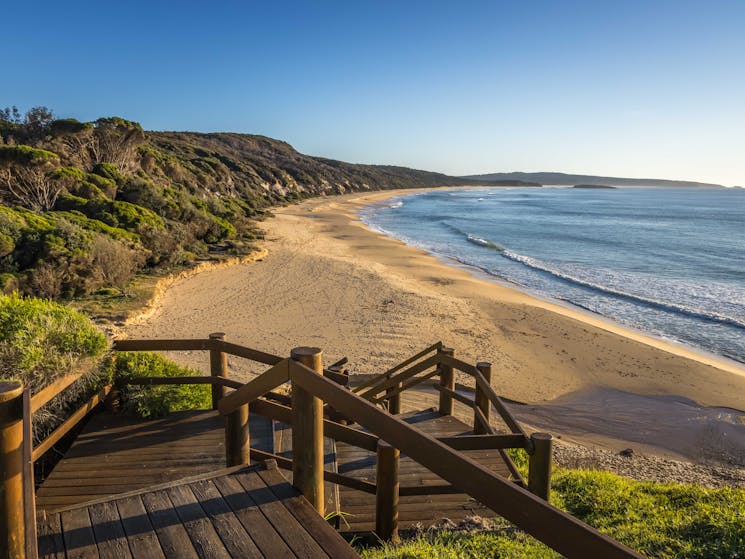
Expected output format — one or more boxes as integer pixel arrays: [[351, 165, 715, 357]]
[[0, 145, 62, 212]]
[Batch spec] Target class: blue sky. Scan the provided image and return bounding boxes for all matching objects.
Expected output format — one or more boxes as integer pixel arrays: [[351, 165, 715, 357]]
[[3, 1, 744, 185]]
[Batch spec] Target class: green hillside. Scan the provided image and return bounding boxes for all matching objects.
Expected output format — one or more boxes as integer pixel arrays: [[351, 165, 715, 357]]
[[0, 106, 532, 300]]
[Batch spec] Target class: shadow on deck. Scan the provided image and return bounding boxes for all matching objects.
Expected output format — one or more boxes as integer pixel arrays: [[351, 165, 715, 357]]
[[37, 462, 359, 559]]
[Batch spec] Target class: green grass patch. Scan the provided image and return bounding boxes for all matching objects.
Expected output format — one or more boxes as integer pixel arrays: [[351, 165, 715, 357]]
[[359, 467, 745, 559], [106, 352, 211, 418], [360, 526, 558, 559]]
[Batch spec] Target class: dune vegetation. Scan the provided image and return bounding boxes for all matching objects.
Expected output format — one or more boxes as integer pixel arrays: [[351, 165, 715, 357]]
[[0, 105, 498, 302]]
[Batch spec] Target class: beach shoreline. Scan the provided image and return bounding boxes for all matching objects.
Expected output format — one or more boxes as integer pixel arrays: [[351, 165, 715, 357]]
[[123, 186, 745, 465]]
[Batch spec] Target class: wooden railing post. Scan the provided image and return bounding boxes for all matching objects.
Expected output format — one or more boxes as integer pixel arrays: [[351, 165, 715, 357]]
[[375, 439, 399, 542], [528, 432, 553, 501], [209, 332, 228, 410], [474, 362, 492, 434], [220, 334, 248, 468], [290, 347, 324, 515], [386, 383, 401, 415], [437, 347, 455, 416], [1, 381, 25, 559], [224, 403, 250, 467]]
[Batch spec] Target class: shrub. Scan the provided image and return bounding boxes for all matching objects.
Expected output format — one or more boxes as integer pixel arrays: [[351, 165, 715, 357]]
[[106, 352, 211, 419], [0, 294, 108, 440], [0, 293, 107, 391], [90, 235, 143, 293], [0, 273, 18, 293], [91, 162, 124, 184]]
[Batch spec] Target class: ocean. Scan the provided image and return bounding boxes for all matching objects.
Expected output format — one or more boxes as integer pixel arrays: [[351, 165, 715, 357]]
[[360, 187, 745, 364]]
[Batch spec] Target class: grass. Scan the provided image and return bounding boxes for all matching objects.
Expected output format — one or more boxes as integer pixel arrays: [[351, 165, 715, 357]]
[[105, 351, 211, 418], [359, 459, 745, 559]]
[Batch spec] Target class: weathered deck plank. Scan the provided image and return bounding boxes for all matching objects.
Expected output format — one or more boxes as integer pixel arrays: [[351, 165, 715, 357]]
[[36, 410, 274, 511], [37, 463, 361, 558]]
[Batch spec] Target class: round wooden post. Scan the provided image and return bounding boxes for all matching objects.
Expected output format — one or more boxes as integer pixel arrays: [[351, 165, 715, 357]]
[[474, 362, 492, 434], [0, 381, 25, 559], [224, 403, 250, 467], [528, 432, 553, 501], [209, 332, 228, 410], [375, 439, 399, 542], [438, 347, 455, 416], [386, 383, 401, 415], [291, 347, 325, 515]]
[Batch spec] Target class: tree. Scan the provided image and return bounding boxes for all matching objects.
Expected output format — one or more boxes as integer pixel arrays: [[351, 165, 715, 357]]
[[49, 118, 94, 161], [90, 117, 145, 171], [23, 106, 55, 141], [0, 145, 62, 212]]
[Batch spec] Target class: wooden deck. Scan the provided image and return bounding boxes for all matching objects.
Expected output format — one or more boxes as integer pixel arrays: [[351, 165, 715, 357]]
[[36, 383, 515, 529], [36, 410, 274, 511], [36, 462, 360, 559], [336, 409, 511, 532]]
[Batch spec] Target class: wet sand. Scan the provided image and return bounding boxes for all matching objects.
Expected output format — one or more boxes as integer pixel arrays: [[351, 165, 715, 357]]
[[124, 188, 745, 462]]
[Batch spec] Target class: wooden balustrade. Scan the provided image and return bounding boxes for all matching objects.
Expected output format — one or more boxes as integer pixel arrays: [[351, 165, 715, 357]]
[[1, 381, 25, 559], [474, 362, 492, 434], [528, 432, 553, 501], [290, 347, 325, 516], [209, 332, 229, 409], [375, 440, 399, 541], [3, 335, 638, 558], [437, 347, 455, 415]]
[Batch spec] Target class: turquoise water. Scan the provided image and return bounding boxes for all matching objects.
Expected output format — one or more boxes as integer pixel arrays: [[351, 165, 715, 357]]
[[360, 187, 745, 363]]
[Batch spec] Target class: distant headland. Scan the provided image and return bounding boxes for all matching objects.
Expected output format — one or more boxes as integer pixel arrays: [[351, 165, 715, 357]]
[[461, 171, 725, 188]]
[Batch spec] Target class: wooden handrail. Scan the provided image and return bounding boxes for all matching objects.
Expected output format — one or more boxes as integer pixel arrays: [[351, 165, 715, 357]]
[[359, 354, 440, 399], [249, 448, 378, 494], [352, 341, 442, 394], [431, 384, 477, 409], [438, 433, 529, 451], [250, 398, 379, 452], [30, 373, 85, 414], [288, 360, 644, 559], [113, 338, 285, 366], [112, 338, 213, 352], [437, 353, 482, 376], [217, 359, 290, 416], [470, 367, 527, 439], [32, 385, 112, 461], [372, 367, 441, 403], [210, 340, 283, 365], [123, 375, 244, 389]]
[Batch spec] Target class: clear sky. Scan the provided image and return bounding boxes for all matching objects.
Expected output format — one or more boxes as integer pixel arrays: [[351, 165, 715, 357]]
[[3, 0, 744, 185]]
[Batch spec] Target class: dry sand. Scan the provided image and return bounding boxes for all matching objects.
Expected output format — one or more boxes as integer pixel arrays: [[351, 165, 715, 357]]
[[124, 188, 745, 465]]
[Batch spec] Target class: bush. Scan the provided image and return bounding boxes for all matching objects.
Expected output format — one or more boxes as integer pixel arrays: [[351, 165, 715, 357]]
[[0, 294, 109, 440], [90, 235, 142, 293], [0, 293, 107, 391], [106, 352, 211, 419]]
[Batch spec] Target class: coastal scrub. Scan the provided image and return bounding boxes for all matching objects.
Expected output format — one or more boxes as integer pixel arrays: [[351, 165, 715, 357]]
[[106, 351, 211, 418]]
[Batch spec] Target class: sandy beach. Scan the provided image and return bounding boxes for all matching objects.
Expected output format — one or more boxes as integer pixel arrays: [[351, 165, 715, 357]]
[[124, 188, 745, 464]]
